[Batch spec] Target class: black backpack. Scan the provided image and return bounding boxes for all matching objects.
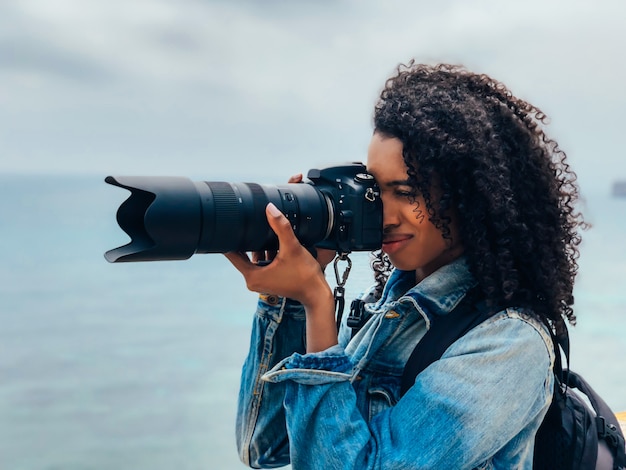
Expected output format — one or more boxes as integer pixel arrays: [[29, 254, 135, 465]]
[[397, 293, 626, 470]]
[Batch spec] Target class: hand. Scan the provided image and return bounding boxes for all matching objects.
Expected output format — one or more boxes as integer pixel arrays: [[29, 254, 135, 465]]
[[224, 202, 332, 309], [246, 173, 336, 269], [225, 200, 338, 352]]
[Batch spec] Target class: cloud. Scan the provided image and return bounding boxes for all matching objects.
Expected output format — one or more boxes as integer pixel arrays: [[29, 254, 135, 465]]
[[0, 0, 625, 192]]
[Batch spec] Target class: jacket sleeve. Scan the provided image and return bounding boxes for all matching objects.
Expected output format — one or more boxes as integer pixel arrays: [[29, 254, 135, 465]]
[[236, 295, 306, 468]]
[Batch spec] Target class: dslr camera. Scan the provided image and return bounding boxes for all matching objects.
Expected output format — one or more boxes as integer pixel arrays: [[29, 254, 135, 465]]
[[105, 162, 382, 262]]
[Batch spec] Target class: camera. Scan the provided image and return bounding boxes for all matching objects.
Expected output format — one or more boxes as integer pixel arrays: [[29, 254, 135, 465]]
[[104, 162, 382, 262]]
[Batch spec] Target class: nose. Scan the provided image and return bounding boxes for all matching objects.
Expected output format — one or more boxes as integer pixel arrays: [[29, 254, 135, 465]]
[[381, 196, 400, 232]]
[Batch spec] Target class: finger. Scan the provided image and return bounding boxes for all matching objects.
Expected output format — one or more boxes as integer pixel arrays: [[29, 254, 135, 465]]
[[252, 250, 278, 265], [224, 251, 254, 273], [265, 203, 300, 251], [288, 173, 303, 184], [251, 251, 265, 264], [316, 248, 337, 270]]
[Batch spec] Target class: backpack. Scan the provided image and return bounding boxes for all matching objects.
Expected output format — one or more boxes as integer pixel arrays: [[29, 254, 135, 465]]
[[532, 333, 625, 470], [396, 292, 626, 470]]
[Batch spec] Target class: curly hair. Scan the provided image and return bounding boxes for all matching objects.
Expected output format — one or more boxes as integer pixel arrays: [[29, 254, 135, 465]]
[[370, 62, 585, 334]]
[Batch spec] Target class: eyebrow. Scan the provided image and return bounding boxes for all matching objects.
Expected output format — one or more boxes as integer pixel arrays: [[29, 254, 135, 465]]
[[382, 179, 412, 187]]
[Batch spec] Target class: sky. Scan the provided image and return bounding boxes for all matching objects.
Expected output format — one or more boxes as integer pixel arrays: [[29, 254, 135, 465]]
[[1, 0, 625, 194]]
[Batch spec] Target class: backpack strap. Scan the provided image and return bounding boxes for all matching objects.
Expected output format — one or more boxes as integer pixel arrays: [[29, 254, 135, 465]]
[[400, 288, 494, 396], [550, 326, 570, 385]]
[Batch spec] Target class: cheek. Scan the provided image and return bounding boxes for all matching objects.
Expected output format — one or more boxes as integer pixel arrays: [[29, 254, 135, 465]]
[[409, 204, 427, 225], [414, 218, 448, 254], [400, 199, 427, 227]]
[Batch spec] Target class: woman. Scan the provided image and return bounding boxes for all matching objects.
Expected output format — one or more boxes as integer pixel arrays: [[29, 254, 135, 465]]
[[225, 62, 585, 469]]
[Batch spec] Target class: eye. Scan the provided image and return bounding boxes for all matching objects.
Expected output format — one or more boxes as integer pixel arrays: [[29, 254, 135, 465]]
[[394, 188, 415, 199]]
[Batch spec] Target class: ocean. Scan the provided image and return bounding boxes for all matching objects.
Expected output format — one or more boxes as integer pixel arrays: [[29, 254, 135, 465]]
[[1, 174, 625, 470]]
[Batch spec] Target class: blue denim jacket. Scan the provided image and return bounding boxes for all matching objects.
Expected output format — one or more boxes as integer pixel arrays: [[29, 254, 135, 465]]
[[236, 257, 554, 469]]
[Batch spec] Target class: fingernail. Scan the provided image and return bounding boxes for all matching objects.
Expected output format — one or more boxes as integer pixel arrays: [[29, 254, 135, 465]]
[[266, 202, 282, 217]]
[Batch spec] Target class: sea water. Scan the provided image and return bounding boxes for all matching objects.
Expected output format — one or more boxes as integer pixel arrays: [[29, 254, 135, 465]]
[[1, 174, 624, 470]]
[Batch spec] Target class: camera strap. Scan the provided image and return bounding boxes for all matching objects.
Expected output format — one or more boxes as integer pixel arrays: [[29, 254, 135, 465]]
[[333, 253, 352, 329]]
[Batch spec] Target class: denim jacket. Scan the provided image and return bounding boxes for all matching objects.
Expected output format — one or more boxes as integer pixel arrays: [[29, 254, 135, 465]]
[[236, 257, 554, 469]]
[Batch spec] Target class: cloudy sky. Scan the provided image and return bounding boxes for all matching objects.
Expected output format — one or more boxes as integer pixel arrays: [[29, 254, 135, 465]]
[[1, 0, 624, 193]]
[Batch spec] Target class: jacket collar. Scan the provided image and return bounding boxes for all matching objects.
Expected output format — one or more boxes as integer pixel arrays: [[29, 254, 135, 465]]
[[374, 256, 477, 318]]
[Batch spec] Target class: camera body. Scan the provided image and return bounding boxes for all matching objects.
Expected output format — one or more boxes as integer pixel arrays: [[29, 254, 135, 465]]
[[105, 162, 382, 262], [302, 163, 382, 253]]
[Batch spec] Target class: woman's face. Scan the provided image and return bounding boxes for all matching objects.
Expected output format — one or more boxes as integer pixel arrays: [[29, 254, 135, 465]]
[[367, 132, 464, 282]]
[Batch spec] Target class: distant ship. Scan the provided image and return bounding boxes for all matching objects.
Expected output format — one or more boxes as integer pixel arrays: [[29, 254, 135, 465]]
[[613, 181, 626, 197]]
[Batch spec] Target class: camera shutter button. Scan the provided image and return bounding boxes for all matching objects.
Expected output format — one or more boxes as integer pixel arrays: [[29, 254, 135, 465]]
[[355, 173, 374, 182]]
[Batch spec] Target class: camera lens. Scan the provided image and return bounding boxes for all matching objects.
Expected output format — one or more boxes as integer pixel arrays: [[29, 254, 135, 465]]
[[104, 176, 333, 262], [196, 181, 332, 253]]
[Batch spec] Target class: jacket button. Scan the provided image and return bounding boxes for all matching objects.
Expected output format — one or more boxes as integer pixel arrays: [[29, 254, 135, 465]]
[[260, 294, 279, 305], [384, 310, 400, 319]]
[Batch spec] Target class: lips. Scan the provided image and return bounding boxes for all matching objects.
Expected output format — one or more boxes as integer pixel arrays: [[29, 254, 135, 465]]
[[381, 234, 413, 255]]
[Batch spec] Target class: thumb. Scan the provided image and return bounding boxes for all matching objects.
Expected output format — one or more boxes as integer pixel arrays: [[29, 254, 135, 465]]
[[266, 202, 299, 249]]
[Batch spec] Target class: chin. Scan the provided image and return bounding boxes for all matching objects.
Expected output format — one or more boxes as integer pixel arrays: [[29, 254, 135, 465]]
[[389, 259, 417, 272]]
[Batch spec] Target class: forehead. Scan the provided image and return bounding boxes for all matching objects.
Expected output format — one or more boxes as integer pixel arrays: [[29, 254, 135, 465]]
[[366, 133, 410, 185]]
